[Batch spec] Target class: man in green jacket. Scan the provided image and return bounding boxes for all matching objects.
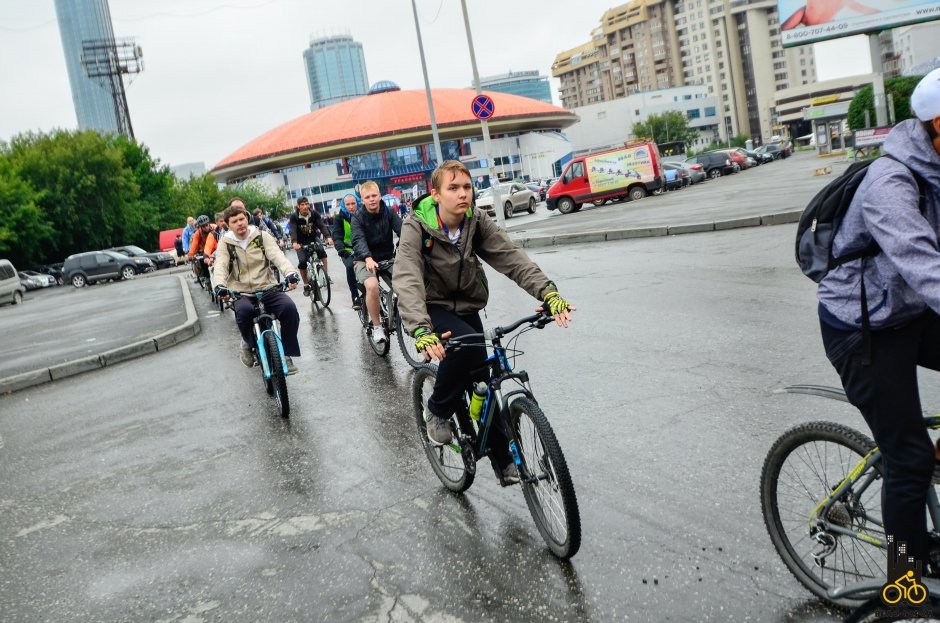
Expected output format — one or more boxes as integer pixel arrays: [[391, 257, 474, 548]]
[[393, 160, 575, 484]]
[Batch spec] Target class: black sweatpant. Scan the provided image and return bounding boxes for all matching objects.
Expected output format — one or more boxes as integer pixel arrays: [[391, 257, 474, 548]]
[[234, 291, 301, 357], [820, 311, 940, 568], [342, 255, 357, 304], [427, 305, 512, 469]]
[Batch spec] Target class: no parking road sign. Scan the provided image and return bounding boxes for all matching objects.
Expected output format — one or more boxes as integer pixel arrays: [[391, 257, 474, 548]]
[[471, 94, 495, 120]]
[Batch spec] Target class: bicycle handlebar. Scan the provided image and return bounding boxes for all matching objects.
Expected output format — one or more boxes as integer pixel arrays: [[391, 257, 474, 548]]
[[223, 275, 298, 300], [443, 311, 553, 353]]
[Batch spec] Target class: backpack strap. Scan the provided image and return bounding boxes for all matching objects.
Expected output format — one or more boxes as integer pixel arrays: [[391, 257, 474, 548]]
[[851, 153, 925, 365]]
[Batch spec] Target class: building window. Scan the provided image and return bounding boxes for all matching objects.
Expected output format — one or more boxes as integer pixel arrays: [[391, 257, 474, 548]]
[[704, 106, 716, 116], [687, 108, 701, 119]]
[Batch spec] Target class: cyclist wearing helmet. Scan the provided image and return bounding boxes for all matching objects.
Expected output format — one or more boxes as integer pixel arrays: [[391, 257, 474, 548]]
[[187, 214, 213, 284], [214, 199, 302, 374], [394, 160, 575, 484]]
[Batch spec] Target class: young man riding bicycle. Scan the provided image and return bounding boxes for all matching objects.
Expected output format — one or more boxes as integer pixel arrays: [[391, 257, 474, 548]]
[[393, 160, 575, 484], [214, 199, 302, 374], [351, 181, 402, 345], [288, 197, 332, 296]]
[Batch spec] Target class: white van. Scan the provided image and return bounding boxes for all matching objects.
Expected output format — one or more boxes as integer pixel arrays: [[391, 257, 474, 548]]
[[0, 259, 26, 306]]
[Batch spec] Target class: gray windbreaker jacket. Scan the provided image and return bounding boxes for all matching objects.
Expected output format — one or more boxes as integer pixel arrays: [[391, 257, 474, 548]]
[[818, 119, 940, 329]]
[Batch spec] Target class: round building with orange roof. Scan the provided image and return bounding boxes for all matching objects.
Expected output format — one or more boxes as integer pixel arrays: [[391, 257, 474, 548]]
[[211, 82, 578, 213]]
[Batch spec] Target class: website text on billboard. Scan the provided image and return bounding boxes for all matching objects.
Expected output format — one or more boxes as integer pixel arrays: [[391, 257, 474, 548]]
[[777, 0, 940, 47]]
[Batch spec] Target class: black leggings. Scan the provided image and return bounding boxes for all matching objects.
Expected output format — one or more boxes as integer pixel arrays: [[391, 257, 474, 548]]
[[427, 305, 512, 468], [820, 311, 940, 567]]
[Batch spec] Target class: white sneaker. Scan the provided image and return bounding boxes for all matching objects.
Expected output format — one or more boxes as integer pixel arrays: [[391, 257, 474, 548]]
[[373, 325, 387, 344]]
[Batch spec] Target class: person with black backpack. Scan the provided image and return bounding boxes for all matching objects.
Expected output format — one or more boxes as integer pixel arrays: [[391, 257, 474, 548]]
[[813, 68, 940, 574]]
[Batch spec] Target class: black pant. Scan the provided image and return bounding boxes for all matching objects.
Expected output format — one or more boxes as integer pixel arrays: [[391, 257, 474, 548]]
[[234, 291, 301, 357], [427, 306, 512, 468], [342, 255, 357, 303], [820, 311, 940, 567]]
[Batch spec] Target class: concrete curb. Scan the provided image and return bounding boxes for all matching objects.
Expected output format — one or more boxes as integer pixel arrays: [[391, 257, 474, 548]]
[[0, 275, 201, 395], [511, 209, 802, 248]]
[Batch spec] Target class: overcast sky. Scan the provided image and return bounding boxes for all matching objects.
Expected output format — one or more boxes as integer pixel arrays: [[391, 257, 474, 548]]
[[0, 0, 872, 169]]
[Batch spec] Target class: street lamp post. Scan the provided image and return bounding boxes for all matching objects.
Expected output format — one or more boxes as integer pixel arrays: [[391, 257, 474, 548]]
[[410, 0, 444, 164], [460, 0, 505, 229]]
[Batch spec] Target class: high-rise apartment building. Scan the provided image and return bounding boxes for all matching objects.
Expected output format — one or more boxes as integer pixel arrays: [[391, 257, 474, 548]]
[[674, 0, 816, 142], [552, 0, 815, 142], [478, 70, 552, 103], [53, 0, 122, 134], [303, 34, 369, 111], [553, 1, 682, 109]]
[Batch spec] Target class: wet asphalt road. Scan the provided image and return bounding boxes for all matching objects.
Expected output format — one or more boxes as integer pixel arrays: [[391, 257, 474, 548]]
[[6, 225, 940, 622]]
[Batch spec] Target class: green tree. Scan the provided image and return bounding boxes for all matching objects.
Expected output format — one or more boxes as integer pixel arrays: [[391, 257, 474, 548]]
[[221, 180, 288, 218], [632, 111, 700, 148], [5, 130, 139, 260], [169, 173, 224, 224], [847, 75, 923, 130], [0, 158, 53, 268]]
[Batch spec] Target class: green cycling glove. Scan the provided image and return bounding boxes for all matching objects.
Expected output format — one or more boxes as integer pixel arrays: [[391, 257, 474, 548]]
[[413, 328, 441, 352], [542, 287, 570, 317]]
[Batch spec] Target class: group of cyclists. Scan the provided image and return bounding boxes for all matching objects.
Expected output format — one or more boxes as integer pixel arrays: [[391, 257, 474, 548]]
[[188, 161, 574, 470]]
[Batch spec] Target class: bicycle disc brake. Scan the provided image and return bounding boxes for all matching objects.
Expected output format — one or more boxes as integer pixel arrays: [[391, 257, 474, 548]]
[[460, 438, 477, 476]]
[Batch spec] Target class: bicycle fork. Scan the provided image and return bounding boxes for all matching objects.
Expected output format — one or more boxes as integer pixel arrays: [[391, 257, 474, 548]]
[[255, 326, 287, 378]]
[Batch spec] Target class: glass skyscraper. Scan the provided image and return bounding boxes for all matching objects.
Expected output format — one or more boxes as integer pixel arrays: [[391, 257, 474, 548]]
[[478, 71, 552, 104], [54, 0, 121, 133], [303, 35, 369, 111]]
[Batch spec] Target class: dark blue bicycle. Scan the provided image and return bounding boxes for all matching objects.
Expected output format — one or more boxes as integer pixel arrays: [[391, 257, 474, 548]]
[[412, 311, 581, 559], [224, 277, 296, 418]]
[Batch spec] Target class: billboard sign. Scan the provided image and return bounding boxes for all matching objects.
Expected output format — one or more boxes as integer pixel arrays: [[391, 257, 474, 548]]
[[854, 126, 892, 147], [778, 0, 940, 47]]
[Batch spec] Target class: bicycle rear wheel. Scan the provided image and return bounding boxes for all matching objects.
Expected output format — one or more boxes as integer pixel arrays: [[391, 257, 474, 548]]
[[509, 397, 581, 559], [264, 332, 290, 418], [412, 366, 474, 492], [314, 264, 330, 308], [396, 308, 424, 369], [761, 421, 884, 607]]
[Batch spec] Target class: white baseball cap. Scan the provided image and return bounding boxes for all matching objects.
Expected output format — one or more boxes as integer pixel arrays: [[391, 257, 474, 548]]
[[911, 67, 940, 122]]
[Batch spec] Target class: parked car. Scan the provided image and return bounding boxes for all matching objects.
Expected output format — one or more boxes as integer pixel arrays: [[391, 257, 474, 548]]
[[107, 245, 175, 269], [665, 161, 704, 185], [661, 162, 690, 190], [525, 182, 547, 202], [20, 273, 44, 291], [714, 149, 748, 170], [476, 183, 538, 219], [19, 270, 56, 288], [63, 250, 155, 287], [0, 259, 26, 305], [756, 143, 790, 160], [37, 262, 65, 285], [748, 148, 774, 164], [684, 152, 736, 179]]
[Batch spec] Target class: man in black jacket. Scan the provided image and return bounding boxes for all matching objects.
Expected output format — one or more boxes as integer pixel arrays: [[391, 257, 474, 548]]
[[289, 197, 333, 295], [351, 180, 402, 345]]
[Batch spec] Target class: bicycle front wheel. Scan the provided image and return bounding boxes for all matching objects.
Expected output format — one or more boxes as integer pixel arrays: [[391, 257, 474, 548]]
[[314, 264, 331, 308], [412, 366, 474, 492], [761, 421, 884, 607], [396, 310, 424, 369], [264, 332, 290, 418], [509, 397, 581, 559]]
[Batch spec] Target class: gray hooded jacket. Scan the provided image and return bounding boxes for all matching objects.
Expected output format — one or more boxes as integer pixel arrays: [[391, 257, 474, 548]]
[[818, 119, 940, 329]]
